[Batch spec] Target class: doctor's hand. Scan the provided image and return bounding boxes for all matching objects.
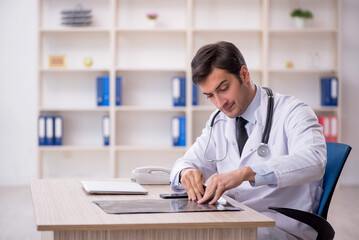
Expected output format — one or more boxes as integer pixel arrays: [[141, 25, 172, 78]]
[[198, 166, 255, 205], [180, 168, 206, 201]]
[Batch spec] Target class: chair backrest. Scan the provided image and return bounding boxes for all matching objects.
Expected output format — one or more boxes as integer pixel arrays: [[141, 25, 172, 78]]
[[317, 142, 351, 219]]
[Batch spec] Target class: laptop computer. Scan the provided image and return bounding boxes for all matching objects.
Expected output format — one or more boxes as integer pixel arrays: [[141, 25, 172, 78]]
[[82, 181, 148, 195]]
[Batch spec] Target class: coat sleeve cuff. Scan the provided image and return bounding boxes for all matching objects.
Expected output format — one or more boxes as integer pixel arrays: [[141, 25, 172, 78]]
[[249, 164, 278, 187], [170, 171, 186, 192]]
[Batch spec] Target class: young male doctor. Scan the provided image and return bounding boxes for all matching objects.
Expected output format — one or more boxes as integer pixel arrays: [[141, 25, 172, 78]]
[[170, 41, 327, 239]]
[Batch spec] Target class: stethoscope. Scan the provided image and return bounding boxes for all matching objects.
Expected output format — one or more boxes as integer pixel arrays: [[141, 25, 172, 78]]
[[204, 87, 274, 162]]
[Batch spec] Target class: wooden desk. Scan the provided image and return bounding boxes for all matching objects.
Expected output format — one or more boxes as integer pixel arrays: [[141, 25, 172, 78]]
[[31, 179, 275, 240]]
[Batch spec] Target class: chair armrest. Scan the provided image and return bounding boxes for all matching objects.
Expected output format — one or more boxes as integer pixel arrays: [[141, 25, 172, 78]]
[[268, 206, 335, 240]]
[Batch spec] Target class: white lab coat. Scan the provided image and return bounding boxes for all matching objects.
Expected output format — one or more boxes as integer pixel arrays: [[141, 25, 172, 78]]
[[171, 88, 327, 240]]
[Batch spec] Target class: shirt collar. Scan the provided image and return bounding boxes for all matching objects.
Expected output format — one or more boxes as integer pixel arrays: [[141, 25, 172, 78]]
[[240, 84, 261, 125]]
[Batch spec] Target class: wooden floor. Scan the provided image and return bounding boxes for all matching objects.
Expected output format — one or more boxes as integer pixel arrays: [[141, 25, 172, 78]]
[[0, 185, 358, 240]]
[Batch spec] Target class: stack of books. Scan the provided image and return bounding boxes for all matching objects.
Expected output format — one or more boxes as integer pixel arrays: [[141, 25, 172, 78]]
[[61, 4, 92, 27]]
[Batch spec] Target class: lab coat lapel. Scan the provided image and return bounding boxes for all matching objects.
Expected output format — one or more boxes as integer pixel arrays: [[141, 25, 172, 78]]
[[241, 124, 264, 160], [241, 88, 269, 160]]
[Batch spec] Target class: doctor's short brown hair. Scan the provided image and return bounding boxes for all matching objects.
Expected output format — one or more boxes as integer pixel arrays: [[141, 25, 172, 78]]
[[191, 41, 247, 85]]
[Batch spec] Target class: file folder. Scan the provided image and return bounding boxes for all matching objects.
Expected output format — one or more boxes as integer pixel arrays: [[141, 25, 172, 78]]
[[38, 116, 46, 146], [318, 115, 330, 142], [45, 116, 54, 145], [172, 77, 186, 106], [102, 76, 110, 106], [318, 115, 338, 142], [116, 76, 122, 106], [102, 115, 110, 146], [330, 116, 338, 142], [172, 116, 186, 146], [321, 77, 338, 106], [96, 76, 103, 106], [54, 116, 63, 145], [97, 76, 110, 106], [193, 83, 198, 106], [178, 116, 186, 146]]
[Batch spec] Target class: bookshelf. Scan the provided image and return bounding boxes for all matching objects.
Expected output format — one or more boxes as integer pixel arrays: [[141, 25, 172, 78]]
[[37, 0, 342, 178]]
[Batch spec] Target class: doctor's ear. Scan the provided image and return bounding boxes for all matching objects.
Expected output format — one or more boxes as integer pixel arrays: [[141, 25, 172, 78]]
[[239, 66, 250, 84]]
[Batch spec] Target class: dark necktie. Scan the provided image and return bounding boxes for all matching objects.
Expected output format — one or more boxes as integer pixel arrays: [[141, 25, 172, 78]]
[[236, 117, 248, 156]]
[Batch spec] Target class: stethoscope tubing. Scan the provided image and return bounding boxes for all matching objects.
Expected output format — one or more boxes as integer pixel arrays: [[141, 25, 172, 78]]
[[262, 87, 274, 145]]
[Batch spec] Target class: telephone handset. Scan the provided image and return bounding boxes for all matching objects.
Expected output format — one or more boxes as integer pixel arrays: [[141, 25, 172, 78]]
[[132, 166, 171, 185]]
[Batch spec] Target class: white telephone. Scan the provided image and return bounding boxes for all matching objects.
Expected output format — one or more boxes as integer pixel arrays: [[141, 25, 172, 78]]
[[132, 166, 171, 185]]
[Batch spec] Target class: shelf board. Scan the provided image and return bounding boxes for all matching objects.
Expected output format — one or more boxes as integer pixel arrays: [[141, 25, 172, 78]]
[[192, 106, 217, 112], [117, 28, 186, 33], [116, 145, 187, 152], [40, 28, 111, 33], [41, 68, 110, 73], [313, 106, 338, 113], [193, 28, 262, 34], [39, 107, 110, 112], [116, 68, 186, 72], [269, 69, 337, 74], [115, 106, 186, 112], [38, 145, 109, 152], [269, 28, 338, 34]]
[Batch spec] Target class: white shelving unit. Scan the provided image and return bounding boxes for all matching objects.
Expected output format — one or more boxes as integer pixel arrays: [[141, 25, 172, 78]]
[[37, 0, 341, 178]]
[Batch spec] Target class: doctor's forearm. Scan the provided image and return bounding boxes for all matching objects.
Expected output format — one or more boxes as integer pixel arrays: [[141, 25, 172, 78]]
[[238, 166, 256, 182]]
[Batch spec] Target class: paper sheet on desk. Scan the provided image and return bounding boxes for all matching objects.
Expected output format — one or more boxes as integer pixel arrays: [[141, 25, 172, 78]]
[[93, 199, 243, 214]]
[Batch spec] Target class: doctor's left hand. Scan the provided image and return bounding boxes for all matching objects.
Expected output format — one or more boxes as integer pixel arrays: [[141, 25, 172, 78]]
[[198, 166, 255, 205]]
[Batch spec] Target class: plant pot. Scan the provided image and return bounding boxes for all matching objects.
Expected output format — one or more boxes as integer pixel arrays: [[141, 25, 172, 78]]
[[147, 19, 157, 28], [294, 17, 305, 29]]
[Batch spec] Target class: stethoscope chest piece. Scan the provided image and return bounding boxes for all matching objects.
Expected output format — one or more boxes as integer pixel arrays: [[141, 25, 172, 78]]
[[257, 143, 269, 157]]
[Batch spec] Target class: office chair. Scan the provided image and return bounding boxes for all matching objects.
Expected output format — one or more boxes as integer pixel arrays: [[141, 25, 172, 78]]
[[269, 142, 352, 240]]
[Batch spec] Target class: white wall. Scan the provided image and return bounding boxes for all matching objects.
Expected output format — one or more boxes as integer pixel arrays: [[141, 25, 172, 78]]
[[0, 0, 358, 186], [0, 0, 38, 185], [338, 0, 359, 185]]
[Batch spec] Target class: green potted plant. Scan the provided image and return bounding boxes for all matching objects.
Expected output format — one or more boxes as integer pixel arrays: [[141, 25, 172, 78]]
[[290, 8, 313, 29]]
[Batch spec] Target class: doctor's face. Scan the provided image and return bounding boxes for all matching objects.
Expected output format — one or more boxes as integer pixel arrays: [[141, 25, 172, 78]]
[[199, 67, 255, 119]]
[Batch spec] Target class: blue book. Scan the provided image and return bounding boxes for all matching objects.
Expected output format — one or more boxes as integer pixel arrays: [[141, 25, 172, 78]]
[[102, 76, 110, 106], [321, 77, 338, 106], [116, 76, 122, 106], [192, 83, 198, 106], [172, 77, 186, 106], [102, 115, 110, 146], [172, 116, 186, 146], [38, 116, 46, 146], [54, 116, 63, 146], [45, 116, 54, 145]]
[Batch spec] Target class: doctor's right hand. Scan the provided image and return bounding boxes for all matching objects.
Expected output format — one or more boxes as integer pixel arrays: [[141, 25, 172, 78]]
[[180, 168, 206, 201]]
